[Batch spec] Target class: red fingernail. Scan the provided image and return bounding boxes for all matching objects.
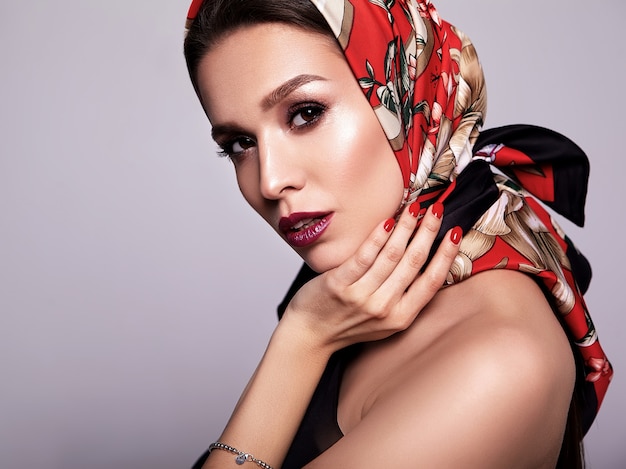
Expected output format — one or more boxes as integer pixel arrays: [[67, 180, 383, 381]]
[[384, 218, 395, 232], [409, 201, 420, 217], [432, 202, 444, 219], [450, 226, 463, 244]]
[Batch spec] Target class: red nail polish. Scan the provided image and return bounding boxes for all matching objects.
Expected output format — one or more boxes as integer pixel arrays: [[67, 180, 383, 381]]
[[409, 201, 420, 217], [450, 226, 463, 244], [432, 202, 444, 219], [384, 218, 395, 232]]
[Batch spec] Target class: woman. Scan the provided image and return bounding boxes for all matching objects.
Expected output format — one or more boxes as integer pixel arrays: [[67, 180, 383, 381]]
[[184, 0, 612, 467]]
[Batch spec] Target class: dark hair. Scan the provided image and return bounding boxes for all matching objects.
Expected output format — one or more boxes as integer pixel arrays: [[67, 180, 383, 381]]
[[557, 390, 585, 469], [555, 338, 587, 469], [184, 0, 334, 97]]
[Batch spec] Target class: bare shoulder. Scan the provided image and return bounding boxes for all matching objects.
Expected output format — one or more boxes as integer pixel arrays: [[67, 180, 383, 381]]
[[329, 270, 575, 469]]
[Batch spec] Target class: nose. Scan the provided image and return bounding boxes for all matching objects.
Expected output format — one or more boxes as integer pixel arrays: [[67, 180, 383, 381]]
[[258, 136, 305, 200]]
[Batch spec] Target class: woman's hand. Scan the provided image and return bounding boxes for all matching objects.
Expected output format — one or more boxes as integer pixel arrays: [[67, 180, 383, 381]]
[[283, 202, 461, 352], [203, 203, 460, 469]]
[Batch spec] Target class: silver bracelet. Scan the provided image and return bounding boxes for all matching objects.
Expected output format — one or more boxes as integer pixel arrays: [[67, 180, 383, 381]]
[[208, 442, 274, 469]]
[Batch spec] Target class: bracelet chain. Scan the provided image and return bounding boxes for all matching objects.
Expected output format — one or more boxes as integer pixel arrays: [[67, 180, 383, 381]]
[[208, 442, 274, 469]]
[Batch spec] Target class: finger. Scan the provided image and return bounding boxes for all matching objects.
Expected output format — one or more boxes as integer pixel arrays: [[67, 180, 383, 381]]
[[346, 208, 451, 335], [372, 202, 444, 299], [352, 201, 424, 291], [397, 225, 462, 320], [331, 216, 396, 286]]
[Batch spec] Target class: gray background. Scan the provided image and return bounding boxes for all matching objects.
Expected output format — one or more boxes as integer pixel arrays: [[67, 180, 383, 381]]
[[1, 0, 624, 467]]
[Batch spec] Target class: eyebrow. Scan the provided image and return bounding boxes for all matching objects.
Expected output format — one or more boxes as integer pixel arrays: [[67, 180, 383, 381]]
[[211, 74, 328, 141], [261, 74, 327, 111]]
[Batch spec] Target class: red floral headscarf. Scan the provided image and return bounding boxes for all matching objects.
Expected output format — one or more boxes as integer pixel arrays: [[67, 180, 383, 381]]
[[311, 0, 486, 208], [186, 0, 611, 432]]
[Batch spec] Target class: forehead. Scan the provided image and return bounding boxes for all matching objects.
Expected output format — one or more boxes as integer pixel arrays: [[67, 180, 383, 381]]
[[196, 23, 347, 117]]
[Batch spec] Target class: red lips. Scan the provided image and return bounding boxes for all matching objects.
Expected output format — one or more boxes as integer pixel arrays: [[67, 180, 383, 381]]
[[279, 212, 333, 248]]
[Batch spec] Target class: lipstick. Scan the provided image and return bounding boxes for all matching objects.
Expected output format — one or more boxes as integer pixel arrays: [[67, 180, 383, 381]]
[[279, 212, 333, 248]]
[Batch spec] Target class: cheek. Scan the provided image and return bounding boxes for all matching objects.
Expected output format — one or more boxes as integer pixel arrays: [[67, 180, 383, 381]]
[[317, 112, 372, 172], [328, 110, 400, 187]]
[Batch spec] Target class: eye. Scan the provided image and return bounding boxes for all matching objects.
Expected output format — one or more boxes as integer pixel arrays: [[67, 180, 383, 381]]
[[217, 136, 256, 159], [289, 103, 326, 129]]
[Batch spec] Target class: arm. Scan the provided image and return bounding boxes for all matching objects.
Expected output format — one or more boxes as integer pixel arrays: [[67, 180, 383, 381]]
[[202, 203, 461, 468]]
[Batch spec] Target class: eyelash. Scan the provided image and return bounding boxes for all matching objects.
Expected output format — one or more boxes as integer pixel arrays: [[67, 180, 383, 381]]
[[216, 137, 254, 160], [215, 102, 327, 160], [288, 102, 327, 129]]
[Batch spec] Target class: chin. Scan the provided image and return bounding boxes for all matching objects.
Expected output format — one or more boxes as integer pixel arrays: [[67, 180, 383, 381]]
[[294, 237, 360, 274], [298, 250, 347, 274], [303, 260, 328, 274]]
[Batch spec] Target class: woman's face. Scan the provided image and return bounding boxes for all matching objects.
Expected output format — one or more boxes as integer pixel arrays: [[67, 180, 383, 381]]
[[197, 24, 403, 273]]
